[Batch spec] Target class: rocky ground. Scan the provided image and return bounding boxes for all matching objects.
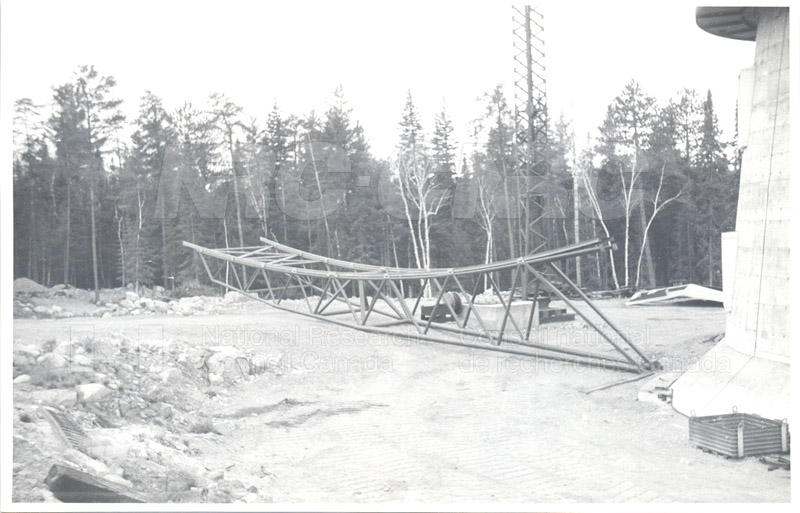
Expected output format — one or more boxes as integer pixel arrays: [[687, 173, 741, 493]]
[[12, 277, 252, 320], [11, 278, 790, 504], [12, 278, 283, 503]]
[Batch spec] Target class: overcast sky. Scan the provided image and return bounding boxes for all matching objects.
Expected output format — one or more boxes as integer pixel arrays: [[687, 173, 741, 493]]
[[4, 0, 756, 158]]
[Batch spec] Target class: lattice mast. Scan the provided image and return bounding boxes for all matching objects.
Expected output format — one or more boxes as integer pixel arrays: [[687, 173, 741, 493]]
[[512, 5, 549, 260]]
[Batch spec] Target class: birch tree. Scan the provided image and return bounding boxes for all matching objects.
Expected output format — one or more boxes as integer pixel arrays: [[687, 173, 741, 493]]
[[394, 92, 451, 292], [597, 80, 656, 289]]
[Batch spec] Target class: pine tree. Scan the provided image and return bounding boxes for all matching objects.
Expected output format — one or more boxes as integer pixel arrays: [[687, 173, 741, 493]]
[[483, 85, 517, 262], [49, 83, 91, 287], [265, 102, 291, 242], [431, 104, 457, 180], [74, 65, 125, 301], [398, 90, 424, 156], [118, 91, 172, 291], [692, 90, 731, 286]]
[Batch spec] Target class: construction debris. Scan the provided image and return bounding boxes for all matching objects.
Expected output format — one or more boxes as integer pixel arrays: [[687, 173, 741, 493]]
[[45, 464, 148, 503], [626, 284, 724, 306], [40, 407, 90, 453], [759, 454, 790, 471]]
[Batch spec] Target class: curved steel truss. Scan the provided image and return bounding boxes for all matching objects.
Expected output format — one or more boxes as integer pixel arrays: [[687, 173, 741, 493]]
[[183, 237, 657, 373]]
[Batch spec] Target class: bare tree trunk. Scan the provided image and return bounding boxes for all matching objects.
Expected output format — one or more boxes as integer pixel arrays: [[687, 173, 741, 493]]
[[502, 175, 516, 259], [89, 176, 100, 303], [226, 131, 247, 288], [306, 211, 312, 251], [223, 217, 231, 292], [279, 176, 289, 242], [307, 138, 332, 256], [388, 218, 404, 296], [64, 182, 71, 285], [592, 220, 603, 289], [708, 233, 714, 287], [190, 213, 199, 282], [398, 175, 422, 271], [635, 209, 656, 289], [161, 195, 169, 289], [116, 208, 126, 287], [638, 205, 656, 288], [484, 226, 493, 290], [687, 218, 694, 283], [623, 205, 631, 288], [573, 172, 582, 287], [580, 166, 621, 290]]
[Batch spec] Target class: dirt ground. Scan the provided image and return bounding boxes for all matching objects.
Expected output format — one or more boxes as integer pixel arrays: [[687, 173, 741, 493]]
[[12, 298, 790, 503]]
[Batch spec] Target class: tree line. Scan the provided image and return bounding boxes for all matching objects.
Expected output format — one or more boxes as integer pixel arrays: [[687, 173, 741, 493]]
[[13, 66, 739, 300]]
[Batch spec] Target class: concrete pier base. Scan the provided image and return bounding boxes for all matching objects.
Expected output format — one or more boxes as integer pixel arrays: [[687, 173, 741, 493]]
[[671, 7, 790, 422]]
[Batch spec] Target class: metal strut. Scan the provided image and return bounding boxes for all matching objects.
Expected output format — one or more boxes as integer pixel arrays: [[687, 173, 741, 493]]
[[183, 237, 656, 373]]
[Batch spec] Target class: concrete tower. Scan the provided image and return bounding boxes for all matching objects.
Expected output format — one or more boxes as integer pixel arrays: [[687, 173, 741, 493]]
[[671, 7, 790, 421]]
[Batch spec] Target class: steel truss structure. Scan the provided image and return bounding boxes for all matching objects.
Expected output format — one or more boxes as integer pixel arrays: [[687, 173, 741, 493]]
[[183, 238, 657, 373], [512, 4, 549, 257]]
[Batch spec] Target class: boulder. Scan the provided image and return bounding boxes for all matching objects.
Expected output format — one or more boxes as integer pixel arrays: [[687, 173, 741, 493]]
[[13, 374, 31, 384], [120, 299, 135, 309], [72, 354, 93, 367], [206, 346, 251, 380], [31, 388, 78, 407], [16, 344, 41, 358], [53, 340, 75, 355], [117, 363, 135, 375], [157, 402, 174, 419], [223, 291, 249, 304], [125, 291, 139, 302], [33, 305, 52, 315], [153, 300, 169, 313], [160, 367, 183, 385], [206, 470, 224, 481], [37, 352, 68, 370], [76, 383, 113, 403]]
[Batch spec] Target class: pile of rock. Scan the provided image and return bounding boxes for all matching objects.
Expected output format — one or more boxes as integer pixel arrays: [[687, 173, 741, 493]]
[[13, 301, 74, 319], [14, 333, 268, 411], [13, 276, 254, 319], [13, 326, 277, 503], [13, 277, 50, 295]]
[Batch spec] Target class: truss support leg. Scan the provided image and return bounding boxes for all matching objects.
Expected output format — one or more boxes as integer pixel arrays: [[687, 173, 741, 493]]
[[547, 262, 654, 369]]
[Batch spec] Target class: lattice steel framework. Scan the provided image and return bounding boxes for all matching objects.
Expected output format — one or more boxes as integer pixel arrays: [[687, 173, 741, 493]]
[[512, 5, 549, 258], [184, 238, 657, 373]]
